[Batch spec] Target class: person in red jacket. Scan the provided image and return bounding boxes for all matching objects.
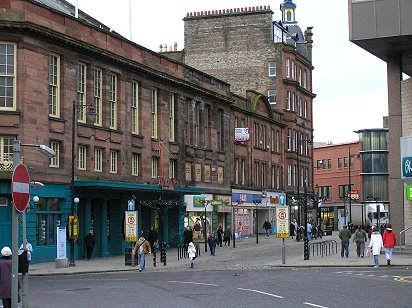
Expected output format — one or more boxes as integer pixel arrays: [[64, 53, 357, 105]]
[[382, 223, 397, 266]]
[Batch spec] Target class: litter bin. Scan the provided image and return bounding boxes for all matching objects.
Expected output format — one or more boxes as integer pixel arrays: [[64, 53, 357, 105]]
[[125, 247, 137, 266]]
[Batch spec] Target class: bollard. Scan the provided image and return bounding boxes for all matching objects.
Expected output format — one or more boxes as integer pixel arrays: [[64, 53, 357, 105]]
[[160, 241, 167, 266], [152, 243, 157, 267]]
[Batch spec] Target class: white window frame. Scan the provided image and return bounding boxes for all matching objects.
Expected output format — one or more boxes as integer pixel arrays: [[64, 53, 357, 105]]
[[109, 150, 118, 174], [169, 93, 175, 142], [77, 145, 87, 170], [268, 62, 276, 77], [169, 159, 176, 178], [151, 88, 158, 138], [109, 73, 117, 129], [0, 136, 14, 171], [94, 148, 103, 172], [93, 68, 102, 126], [132, 153, 139, 176], [151, 157, 159, 178], [49, 141, 60, 168], [132, 81, 139, 134], [0, 42, 16, 111], [286, 58, 290, 78], [49, 53, 60, 118], [268, 90, 276, 105], [77, 62, 87, 123]]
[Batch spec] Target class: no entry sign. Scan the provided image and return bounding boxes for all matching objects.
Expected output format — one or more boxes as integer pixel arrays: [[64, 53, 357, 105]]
[[12, 164, 31, 212]]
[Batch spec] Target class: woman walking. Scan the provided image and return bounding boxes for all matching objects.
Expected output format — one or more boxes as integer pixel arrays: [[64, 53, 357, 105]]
[[368, 226, 384, 268], [382, 223, 396, 266]]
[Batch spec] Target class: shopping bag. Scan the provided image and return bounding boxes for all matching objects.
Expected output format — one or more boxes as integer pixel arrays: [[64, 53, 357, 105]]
[[365, 247, 371, 257]]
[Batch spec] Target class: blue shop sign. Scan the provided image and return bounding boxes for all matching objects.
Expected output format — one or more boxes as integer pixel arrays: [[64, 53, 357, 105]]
[[232, 193, 262, 203], [402, 156, 412, 177]]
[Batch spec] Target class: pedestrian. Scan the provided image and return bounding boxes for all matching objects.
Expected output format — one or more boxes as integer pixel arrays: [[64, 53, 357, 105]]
[[148, 226, 158, 252], [19, 238, 33, 268], [187, 242, 197, 268], [290, 222, 296, 239], [306, 222, 312, 241], [382, 223, 396, 266], [216, 225, 224, 247], [183, 225, 193, 248], [339, 225, 352, 258], [84, 230, 95, 260], [207, 232, 218, 256], [352, 225, 368, 257], [224, 226, 231, 246], [368, 226, 384, 268], [263, 219, 272, 238], [133, 236, 151, 272], [237, 224, 243, 241], [0, 246, 12, 308]]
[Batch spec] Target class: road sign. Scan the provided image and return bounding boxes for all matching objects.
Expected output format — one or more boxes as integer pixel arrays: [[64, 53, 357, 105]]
[[276, 206, 289, 238], [128, 199, 135, 211], [124, 211, 138, 242], [11, 164, 30, 212]]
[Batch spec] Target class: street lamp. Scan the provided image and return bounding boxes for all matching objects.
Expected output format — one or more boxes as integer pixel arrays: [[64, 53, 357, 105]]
[[69, 197, 79, 267], [200, 199, 210, 253], [253, 200, 261, 244], [11, 140, 55, 308]]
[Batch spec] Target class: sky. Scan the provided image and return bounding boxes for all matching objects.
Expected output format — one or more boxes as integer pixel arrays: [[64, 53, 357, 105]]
[[66, 0, 389, 144]]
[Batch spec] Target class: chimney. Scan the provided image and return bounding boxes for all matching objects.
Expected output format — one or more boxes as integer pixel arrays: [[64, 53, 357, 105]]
[[159, 44, 163, 52], [164, 44, 168, 51], [174, 42, 177, 51], [304, 27, 314, 62]]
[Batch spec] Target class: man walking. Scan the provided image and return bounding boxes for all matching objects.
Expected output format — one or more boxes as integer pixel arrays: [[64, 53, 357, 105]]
[[263, 220, 272, 238], [353, 225, 368, 257], [84, 230, 95, 260], [133, 236, 151, 272], [339, 225, 352, 258], [207, 232, 218, 256], [382, 223, 396, 265]]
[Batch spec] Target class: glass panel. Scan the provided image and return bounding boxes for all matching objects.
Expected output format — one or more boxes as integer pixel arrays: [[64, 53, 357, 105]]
[[36, 198, 47, 211]]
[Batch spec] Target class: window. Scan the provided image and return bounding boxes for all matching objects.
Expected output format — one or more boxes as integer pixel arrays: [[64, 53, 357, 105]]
[[0, 136, 13, 171], [287, 91, 291, 110], [291, 92, 295, 111], [338, 157, 342, 168], [49, 141, 60, 168], [339, 185, 353, 198], [78, 145, 87, 170], [254, 161, 259, 187], [298, 68, 302, 85], [0, 42, 16, 110], [109, 150, 118, 173], [184, 98, 190, 145], [291, 60, 295, 79], [194, 102, 199, 146], [268, 62, 276, 76], [151, 157, 159, 178], [319, 186, 332, 199], [131, 153, 140, 176], [303, 70, 307, 89], [49, 54, 60, 117], [268, 90, 276, 105], [235, 158, 239, 185], [286, 58, 290, 78], [287, 165, 292, 185], [217, 166, 224, 184], [287, 128, 293, 151], [169, 94, 175, 142], [253, 122, 259, 147], [109, 73, 117, 129], [344, 157, 348, 168], [35, 198, 63, 246], [169, 159, 176, 178], [276, 130, 280, 152], [94, 148, 103, 172], [203, 105, 211, 147], [350, 155, 354, 168], [316, 160, 323, 170], [217, 109, 224, 151], [327, 159, 332, 169], [93, 68, 102, 126], [298, 98, 302, 116], [271, 165, 276, 188], [304, 100, 308, 118], [131, 81, 139, 134], [151, 88, 158, 138], [239, 159, 245, 185], [261, 163, 267, 187], [276, 166, 282, 190], [262, 125, 267, 149], [77, 62, 87, 122]]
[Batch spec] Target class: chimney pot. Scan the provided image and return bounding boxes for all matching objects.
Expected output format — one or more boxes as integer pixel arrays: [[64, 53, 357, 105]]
[[174, 42, 177, 51], [159, 44, 163, 52]]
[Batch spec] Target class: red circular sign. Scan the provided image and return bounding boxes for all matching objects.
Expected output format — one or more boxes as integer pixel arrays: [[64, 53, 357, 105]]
[[127, 216, 135, 224], [12, 164, 31, 212], [278, 211, 287, 220]]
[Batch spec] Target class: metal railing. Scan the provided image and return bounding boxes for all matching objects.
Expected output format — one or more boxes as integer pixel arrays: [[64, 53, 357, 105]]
[[177, 243, 201, 260], [309, 240, 338, 257], [399, 225, 412, 252]]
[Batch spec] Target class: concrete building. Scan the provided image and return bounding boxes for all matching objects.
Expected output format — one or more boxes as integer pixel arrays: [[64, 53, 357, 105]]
[[349, 0, 412, 241]]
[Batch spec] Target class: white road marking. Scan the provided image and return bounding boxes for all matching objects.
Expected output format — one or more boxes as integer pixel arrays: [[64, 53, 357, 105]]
[[237, 288, 284, 298], [168, 281, 219, 287], [367, 274, 375, 277], [304, 302, 328, 308], [356, 273, 364, 276], [379, 275, 389, 278]]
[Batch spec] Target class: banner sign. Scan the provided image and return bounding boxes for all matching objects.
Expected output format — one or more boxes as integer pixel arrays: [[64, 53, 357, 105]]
[[235, 127, 250, 141], [231, 193, 262, 204], [276, 206, 289, 238], [124, 211, 138, 242]]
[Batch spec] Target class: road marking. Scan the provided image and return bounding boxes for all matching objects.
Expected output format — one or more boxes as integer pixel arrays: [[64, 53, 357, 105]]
[[367, 274, 375, 277], [237, 288, 284, 298], [304, 302, 328, 308], [379, 275, 389, 278], [168, 281, 219, 287], [393, 276, 412, 283], [356, 273, 364, 276]]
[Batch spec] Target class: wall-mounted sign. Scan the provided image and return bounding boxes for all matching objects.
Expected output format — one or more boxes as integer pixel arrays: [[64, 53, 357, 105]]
[[235, 127, 250, 141], [193, 196, 206, 207], [406, 185, 412, 200], [402, 156, 412, 177]]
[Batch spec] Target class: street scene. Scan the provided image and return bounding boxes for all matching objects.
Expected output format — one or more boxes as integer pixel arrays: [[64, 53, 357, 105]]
[[1, 0, 412, 307]]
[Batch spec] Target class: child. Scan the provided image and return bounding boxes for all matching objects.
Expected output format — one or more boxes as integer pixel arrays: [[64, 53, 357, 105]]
[[187, 242, 196, 268]]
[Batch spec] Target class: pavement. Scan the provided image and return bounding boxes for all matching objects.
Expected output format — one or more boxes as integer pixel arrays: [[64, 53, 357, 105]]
[[29, 231, 412, 276]]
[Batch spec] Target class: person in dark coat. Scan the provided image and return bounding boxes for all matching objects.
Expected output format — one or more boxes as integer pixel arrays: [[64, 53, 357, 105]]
[[183, 226, 193, 248], [207, 232, 218, 256], [147, 226, 158, 252], [216, 225, 224, 247], [263, 220, 272, 237], [224, 226, 231, 246], [290, 222, 296, 239], [84, 230, 95, 260], [0, 246, 12, 308]]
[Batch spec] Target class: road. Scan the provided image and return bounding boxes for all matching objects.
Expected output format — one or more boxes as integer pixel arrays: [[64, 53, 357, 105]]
[[26, 267, 412, 308]]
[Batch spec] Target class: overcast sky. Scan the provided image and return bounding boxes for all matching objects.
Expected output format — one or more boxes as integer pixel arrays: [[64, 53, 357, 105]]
[[67, 0, 388, 144]]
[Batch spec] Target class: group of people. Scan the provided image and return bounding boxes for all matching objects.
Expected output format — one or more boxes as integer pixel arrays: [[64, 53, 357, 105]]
[[339, 223, 397, 268]]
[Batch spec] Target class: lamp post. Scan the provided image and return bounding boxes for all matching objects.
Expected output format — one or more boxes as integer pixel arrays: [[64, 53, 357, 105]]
[[253, 200, 260, 244], [69, 197, 79, 267], [348, 147, 353, 226], [11, 140, 55, 308], [303, 182, 309, 260], [201, 199, 210, 253]]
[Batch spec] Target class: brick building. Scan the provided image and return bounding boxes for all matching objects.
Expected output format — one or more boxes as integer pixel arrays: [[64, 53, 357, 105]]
[[0, 0, 239, 262], [181, 0, 315, 228]]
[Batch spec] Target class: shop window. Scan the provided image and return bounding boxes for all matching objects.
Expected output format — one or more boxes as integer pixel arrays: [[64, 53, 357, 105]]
[[35, 198, 63, 246]]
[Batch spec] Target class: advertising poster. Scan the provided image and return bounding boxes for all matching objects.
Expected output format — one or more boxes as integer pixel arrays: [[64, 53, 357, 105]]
[[57, 226, 67, 259]]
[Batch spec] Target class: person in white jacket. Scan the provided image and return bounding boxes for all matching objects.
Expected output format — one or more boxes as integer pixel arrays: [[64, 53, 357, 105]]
[[187, 242, 197, 268], [368, 226, 384, 268]]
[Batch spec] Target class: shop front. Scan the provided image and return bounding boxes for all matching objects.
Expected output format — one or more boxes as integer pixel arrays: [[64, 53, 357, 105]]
[[231, 189, 263, 237], [184, 194, 213, 242]]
